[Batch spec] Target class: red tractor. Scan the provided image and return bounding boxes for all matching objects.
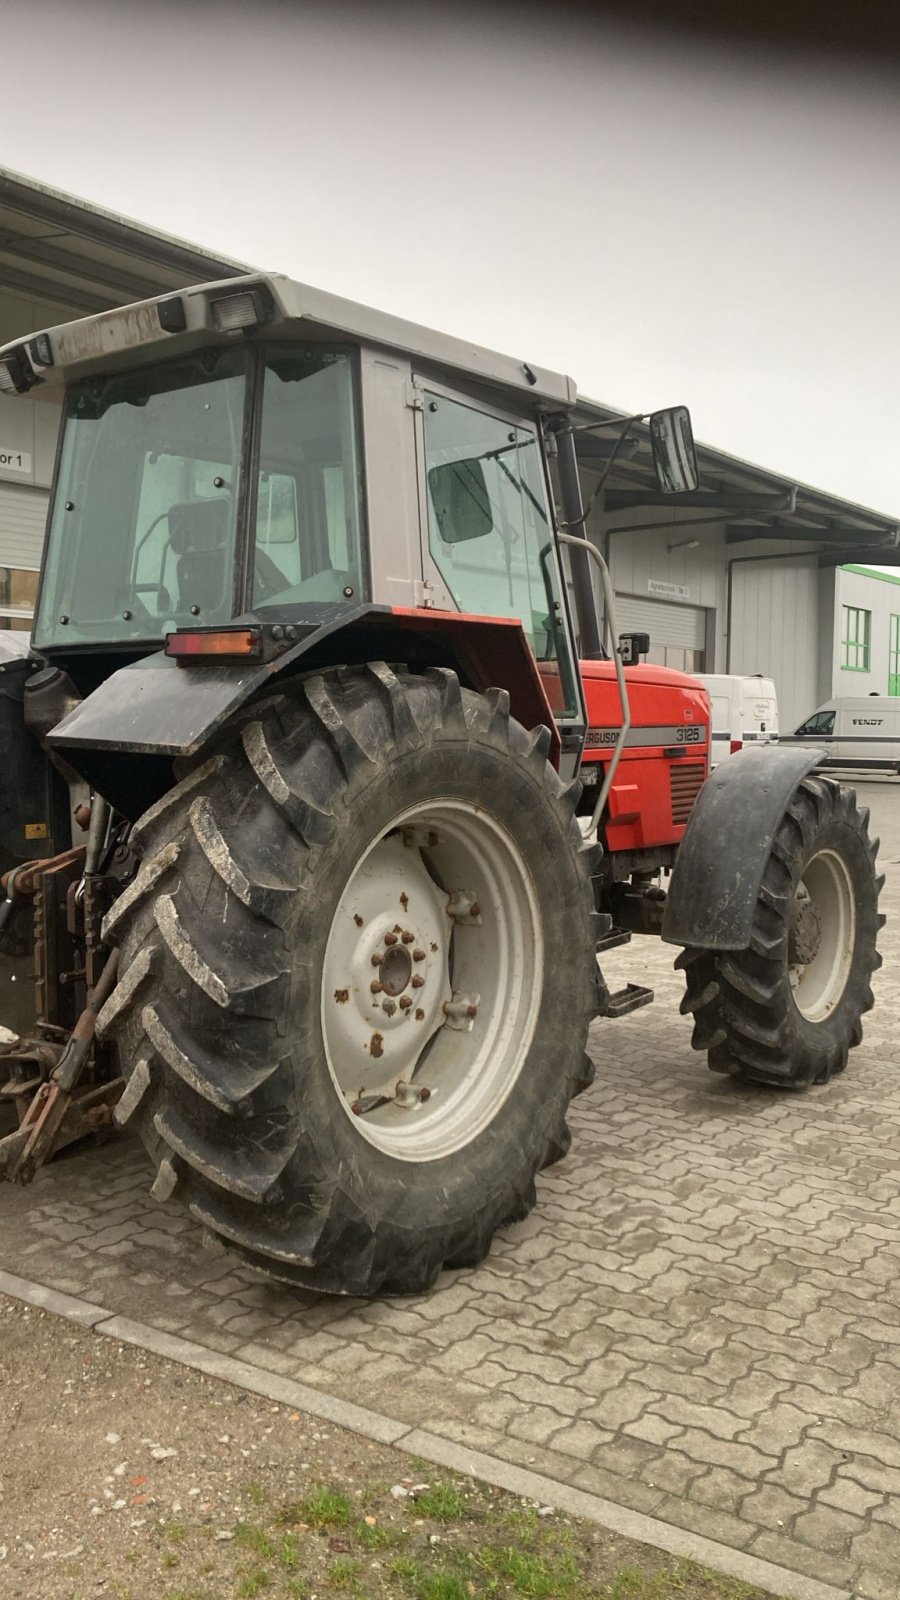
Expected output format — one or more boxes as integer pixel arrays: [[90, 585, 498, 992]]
[[0, 276, 882, 1295]]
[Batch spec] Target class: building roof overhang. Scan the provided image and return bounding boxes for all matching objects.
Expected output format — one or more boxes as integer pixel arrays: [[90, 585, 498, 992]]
[[574, 396, 900, 567], [0, 166, 247, 315], [0, 168, 895, 564]]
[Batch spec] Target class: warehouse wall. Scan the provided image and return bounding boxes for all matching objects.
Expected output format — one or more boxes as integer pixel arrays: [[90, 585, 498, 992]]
[[0, 288, 68, 493], [573, 470, 834, 731], [0, 288, 72, 622], [579, 495, 731, 671], [727, 555, 820, 729]]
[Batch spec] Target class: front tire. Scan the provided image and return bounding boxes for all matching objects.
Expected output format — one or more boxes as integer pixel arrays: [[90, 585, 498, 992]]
[[677, 775, 884, 1087], [97, 665, 597, 1295]]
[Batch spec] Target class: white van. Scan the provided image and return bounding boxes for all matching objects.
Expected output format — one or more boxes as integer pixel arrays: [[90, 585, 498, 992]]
[[782, 697, 900, 774], [695, 674, 779, 766]]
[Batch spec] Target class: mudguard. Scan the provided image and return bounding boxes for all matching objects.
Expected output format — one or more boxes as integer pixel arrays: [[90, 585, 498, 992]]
[[661, 744, 824, 951], [44, 605, 561, 818]]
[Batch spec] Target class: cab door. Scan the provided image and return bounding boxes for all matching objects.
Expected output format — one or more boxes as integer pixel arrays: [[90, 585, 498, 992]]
[[413, 378, 583, 734]]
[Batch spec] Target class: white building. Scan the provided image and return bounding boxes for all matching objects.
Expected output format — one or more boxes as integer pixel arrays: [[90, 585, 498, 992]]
[[825, 565, 900, 702], [1, 167, 898, 734]]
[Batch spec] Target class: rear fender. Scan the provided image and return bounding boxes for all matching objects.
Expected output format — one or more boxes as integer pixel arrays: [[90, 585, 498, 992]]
[[661, 745, 824, 951], [46, 605, 560, 818]]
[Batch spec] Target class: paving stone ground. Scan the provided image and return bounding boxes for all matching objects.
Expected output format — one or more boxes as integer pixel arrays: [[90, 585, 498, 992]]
[[2, 778, 899, 1600]]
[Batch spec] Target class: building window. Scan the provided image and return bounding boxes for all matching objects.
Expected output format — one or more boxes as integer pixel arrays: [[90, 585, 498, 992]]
[[0, 567, 39, 631], [890, 615, 900, 696], [841, 605, 871, 671]]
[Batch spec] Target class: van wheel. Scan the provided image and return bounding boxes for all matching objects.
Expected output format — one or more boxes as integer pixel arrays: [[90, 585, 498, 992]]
[[678, 775, 884, 1087]]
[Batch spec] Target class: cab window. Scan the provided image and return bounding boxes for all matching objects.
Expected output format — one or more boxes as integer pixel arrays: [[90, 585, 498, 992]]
[[251, 347, 364, 609]]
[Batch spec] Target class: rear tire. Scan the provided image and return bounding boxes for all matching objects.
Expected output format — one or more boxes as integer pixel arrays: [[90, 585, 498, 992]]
[[677, 775, 884, 1087], [97, 664, 598, 1295]]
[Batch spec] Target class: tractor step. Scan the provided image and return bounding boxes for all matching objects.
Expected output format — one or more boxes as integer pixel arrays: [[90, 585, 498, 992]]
[[595, 927, 632, 953], [604, 983, 655, 1018]]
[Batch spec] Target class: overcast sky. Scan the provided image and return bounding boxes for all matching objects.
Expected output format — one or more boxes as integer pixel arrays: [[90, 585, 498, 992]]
[[3, 0, 900, 522]]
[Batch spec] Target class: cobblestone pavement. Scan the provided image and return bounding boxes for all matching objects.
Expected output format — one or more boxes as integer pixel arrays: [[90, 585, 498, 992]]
[[2, 779, 899, 1599]]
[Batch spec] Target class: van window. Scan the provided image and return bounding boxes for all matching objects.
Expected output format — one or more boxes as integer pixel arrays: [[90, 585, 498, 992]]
[[796, 710, 835, 736]]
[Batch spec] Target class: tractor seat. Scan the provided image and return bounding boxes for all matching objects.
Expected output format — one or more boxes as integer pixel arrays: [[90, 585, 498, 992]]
[[169, 499, 231, 619]]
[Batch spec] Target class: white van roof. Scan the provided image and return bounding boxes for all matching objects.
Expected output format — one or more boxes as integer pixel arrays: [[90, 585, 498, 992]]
[[699, 674, 776, 689]]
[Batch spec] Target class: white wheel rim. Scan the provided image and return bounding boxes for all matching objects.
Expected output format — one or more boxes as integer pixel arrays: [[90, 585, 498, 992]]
[[790, 849, 856, 1021], [321, 799, 543, 1161]]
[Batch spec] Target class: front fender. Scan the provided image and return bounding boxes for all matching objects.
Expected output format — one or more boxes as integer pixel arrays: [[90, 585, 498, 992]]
[[661, 745, 824, 951], [45, 605, 560, 819]]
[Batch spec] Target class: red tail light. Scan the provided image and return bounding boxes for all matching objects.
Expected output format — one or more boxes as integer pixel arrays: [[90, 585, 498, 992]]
[[165, 627, 261, 663], [730, 739, 743, 754]]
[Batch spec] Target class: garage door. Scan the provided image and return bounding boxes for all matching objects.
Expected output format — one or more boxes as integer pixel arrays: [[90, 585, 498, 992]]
[[0, 480, 48, 626], [615, 593, 707, 671]]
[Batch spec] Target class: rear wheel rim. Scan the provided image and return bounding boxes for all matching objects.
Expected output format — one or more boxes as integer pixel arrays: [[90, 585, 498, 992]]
[[321, 797, 543, 1161], [789, 848, 856, 1021]]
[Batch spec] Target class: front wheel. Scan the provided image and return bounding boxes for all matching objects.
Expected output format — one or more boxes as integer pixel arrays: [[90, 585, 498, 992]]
[[98, 665, 598, 1295], [677, 775, 884, 1087]]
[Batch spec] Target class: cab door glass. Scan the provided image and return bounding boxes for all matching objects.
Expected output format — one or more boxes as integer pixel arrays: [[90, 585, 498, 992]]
[[422, 391, 577, 717]]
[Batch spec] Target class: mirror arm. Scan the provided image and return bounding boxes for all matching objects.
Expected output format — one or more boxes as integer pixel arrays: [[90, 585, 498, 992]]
[[559, 417, 641, 533], [557, 532, 631, 832], [572, 412, 646, 434]]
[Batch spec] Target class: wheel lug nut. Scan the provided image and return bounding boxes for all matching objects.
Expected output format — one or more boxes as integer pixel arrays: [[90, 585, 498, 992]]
[[399, 995, 412, 1011], [413, 948, 426, 962], [371, 952, 383, 967], [401, 930, 415, 944], [370, 980, 383, 994], [383, 999, 397, 1017], [411, 974, 425, 989], [384, 932, 398, 947]]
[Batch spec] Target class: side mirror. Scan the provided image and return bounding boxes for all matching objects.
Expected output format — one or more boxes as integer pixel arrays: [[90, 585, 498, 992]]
[[649, 405, 699, 495], [618, 631, 650, 665], [427, 458, 493, 543]]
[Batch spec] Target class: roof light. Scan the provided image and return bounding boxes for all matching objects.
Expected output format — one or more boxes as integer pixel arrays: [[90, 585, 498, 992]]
[[165, 627, 261, 663], [211, 292, 261, 332], [208, 284, 275, 334], [0, 348, 35, 394], [28, 332, 53, 368]]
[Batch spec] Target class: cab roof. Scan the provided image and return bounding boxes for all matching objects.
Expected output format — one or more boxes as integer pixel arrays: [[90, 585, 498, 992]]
[[0, 271, 577, 410]]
